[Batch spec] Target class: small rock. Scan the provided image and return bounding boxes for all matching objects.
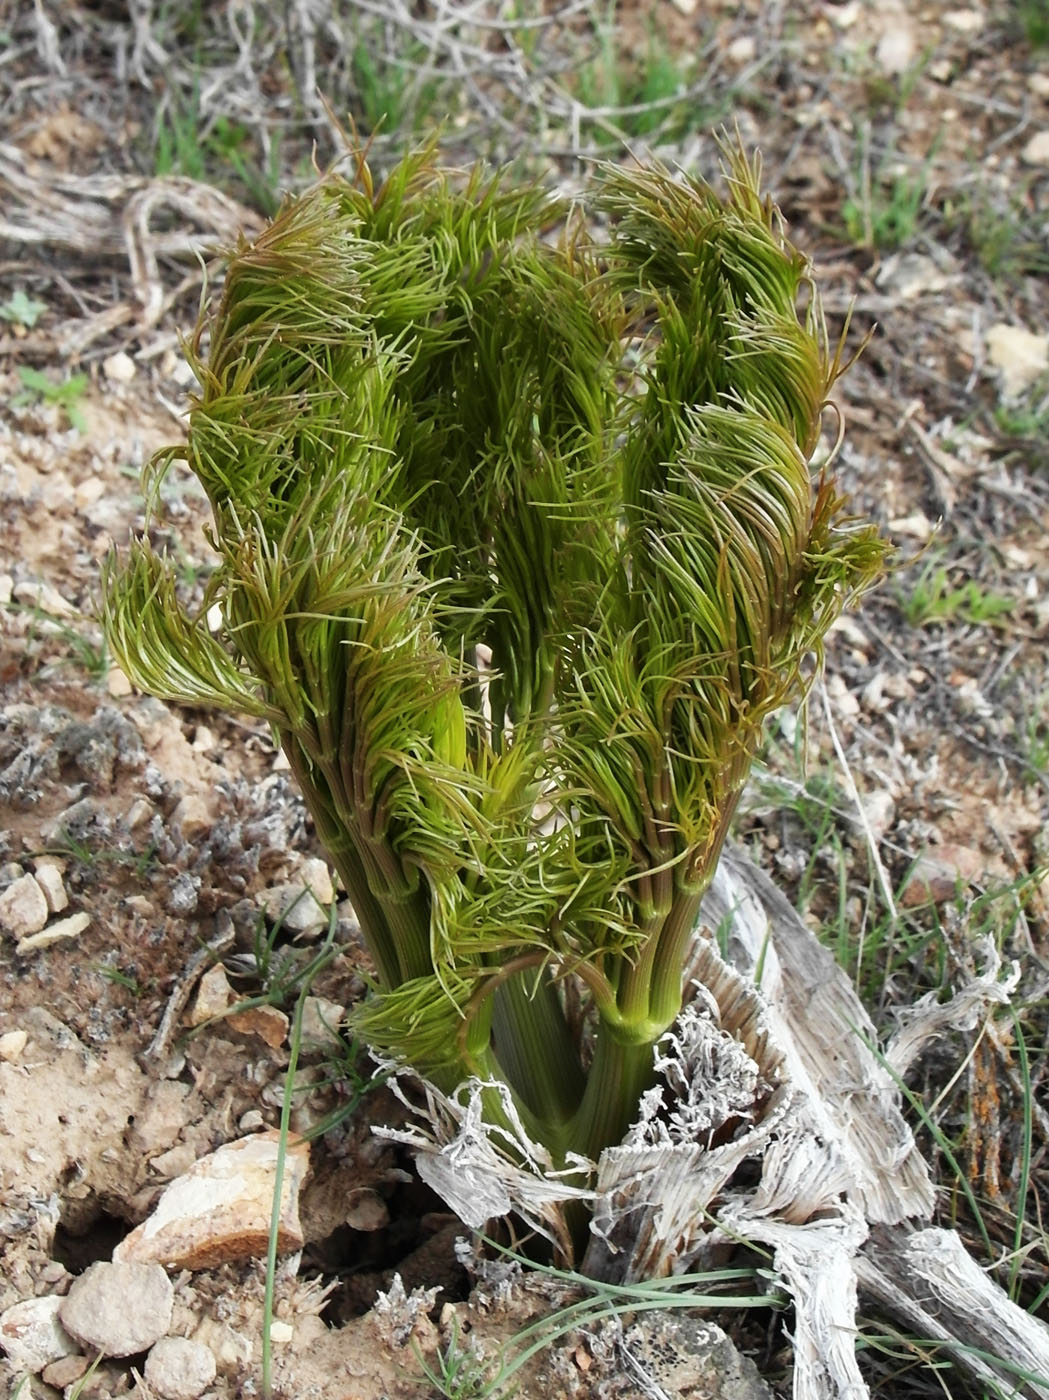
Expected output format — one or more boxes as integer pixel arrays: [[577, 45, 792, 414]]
[[143, 1337, 217, 1400], [114, 1130, 310, 1270], [238, 1109, 266, 1133], [60, 1261, 173, 1358], [127, 798, 154, 830], [187, 963, 234, 1026], [16, 910, 90, 955], [726, 35, 756, 63], [270, 1320, 294, 1345], [73, 476, 107, 510], [0, 873, 49, 938], [857, 789, 896, 844], [166, 872, 200, 915], [0, 1295, 78, 1373], [618, 1312, 771, 1399], [150, 1143, 198, 1179], [106, 665, 134, 697], [299, 856, 335, 906], [986, 323, 1049, 401], [12, 578, 77, 619], [125, 894, 155, 916], [226, 1004, 289, 1048], [257, 882, 328, 934], [1021, 130, 1049, 167], [0, 573, 13, 605], [191, 724, 217, 753], [345, 1190, 390, 1233], [32, 862, 69, 914], [300, 995, 346, 1050], [876, 252, 951, 301], [875, 22, 917, 75], [173, 795, 212, 842], [102, 351, 137, 384], [42, 1353, 92, 1388], [0, 1029, 28, 1062], [943, 8, 984, 31], [901, 844, 987, 907]]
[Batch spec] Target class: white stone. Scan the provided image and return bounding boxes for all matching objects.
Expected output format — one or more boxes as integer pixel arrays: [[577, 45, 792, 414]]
[[12, 578, 76, 619], [0, 573, 12, 605], [16, 910, 90, 954], [1021, 130, 1049, 166], [300, 996, 345, 1050], [114, 1130, 310, 1270], [143, 1336, 216, 1400], [1030, 72, 1049, 98], [0, 873, 49, 938], [875, 23, 917, 75], [60, 1261, 173, 1358], [102, 351, 137, 384], [299, 856, 335, 906], [270, 1321, 294, 1345], [726, 35, 756, 64], [32, 862, 69, 914], [0, 1029, 28, 1062], [943, 8, 985, 31], [257, 882, 328, 934], [0, 1295, 78, 1373], [986, 323, 1049, 401]]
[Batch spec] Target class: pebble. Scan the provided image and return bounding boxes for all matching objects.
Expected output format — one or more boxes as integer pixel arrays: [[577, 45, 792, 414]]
[[60, 1261, 173, 1357], [12, 577, 77, 619], [114, 1129, 310, 1270], [106, 664, 134, 697], [173, 794, 212, 841], [32, 861, 69, 914], [0, 573, 12, 605], [257, 883, 328, 934], [41, 1353, 92, 1388], [102, 350, 137, 384], [187, 962, 234, 1026], [16, 909, 90, 955], [226, 1003, 289, 1048], [986, 323, 1049, 400], [901, 844, 987, 907], [875, 22, 917, 75], [143, 1336, 217, 1400], [1021, 130, 1049, 167], [0, 1295, 79, 1373], [0, 872, 49, 937], [300, 995, 346, 1050], [943, 8, 984, 31], [0, 1028, 29, 1062]]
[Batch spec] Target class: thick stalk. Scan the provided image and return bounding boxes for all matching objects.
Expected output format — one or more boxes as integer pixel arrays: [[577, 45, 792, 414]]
[[490, 972, 585, 1126], [565, 1022, 659, 1165]]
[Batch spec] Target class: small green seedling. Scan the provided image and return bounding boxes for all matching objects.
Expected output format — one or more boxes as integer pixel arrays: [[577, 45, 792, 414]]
[[898, 559, 1015, 627], [12, 366, 89, 432], [0, 290, 47, 328]]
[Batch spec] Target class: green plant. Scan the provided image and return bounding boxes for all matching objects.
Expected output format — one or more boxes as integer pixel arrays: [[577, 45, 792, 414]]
[[104, 142, 886, 1254], [0, 289, 47, 327], [1013, 0, 1049, 47], [575, 6, 693, 141], [12, 366, 88, 431], [897, 557, 1015, 627], [416, 1240, 772, 1399]]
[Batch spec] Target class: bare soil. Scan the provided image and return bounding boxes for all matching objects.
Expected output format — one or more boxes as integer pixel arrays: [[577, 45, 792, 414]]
[[1, 1, 1047, 1397]]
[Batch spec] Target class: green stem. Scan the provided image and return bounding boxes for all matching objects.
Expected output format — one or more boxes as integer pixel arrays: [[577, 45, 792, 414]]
[[490, 971, 585, 1126], [566, 1023, 658, 1165]]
